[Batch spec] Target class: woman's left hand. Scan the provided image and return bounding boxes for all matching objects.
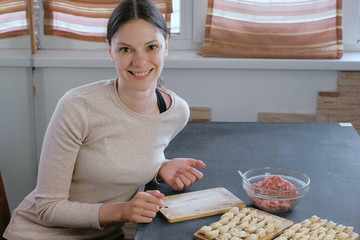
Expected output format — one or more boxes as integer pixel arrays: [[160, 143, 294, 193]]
[[158, 158, 206, 191]]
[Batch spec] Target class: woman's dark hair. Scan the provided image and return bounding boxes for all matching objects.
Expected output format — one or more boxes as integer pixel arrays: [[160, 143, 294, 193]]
[[107, 0, 168, 45]]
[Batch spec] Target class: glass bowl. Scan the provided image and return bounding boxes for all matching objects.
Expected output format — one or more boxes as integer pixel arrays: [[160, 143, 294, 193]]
[[242, 167, 310, 213]]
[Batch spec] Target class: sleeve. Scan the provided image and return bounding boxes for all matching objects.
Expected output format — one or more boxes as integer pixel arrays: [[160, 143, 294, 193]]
[[169, 93, 190, 141], [34, 92, 102, 229], [152, 159, 169, 184]]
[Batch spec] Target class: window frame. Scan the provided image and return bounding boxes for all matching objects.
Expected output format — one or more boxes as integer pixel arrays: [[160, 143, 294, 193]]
[[342, 0, 360, 51]]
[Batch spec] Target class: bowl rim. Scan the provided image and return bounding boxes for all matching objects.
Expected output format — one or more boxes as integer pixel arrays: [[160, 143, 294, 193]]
[[242, 167, 310, 197]]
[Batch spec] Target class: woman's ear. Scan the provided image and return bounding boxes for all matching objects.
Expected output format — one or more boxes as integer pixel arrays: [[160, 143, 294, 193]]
[[106, 39, 114, 62], [164, 35, 169, 57]]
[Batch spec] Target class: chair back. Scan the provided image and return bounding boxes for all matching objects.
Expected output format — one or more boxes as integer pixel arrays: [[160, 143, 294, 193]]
[[0, 171, 10, 236]]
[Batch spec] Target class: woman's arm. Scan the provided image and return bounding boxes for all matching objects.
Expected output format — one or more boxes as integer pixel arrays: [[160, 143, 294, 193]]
[[34, 93, 101, 228]]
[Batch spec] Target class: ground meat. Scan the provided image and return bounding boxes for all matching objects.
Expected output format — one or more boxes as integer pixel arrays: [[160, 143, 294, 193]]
[[253, 175, 296, 193], [249, 175, 298, 212]]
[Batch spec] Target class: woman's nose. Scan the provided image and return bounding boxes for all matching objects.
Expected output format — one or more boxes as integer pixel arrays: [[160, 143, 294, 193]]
[[132, 51, 147, 67]]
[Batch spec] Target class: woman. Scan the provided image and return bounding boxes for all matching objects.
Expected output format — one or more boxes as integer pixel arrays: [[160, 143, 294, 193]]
[[3, 0, 206, 239]]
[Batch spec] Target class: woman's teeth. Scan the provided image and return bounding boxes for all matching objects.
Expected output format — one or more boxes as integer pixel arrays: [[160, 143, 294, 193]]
[[132, 70, 150, 77]]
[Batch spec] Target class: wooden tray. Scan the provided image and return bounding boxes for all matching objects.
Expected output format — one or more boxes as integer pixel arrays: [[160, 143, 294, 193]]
[[194, 207, 294, 240], [274, 232, 359, 240], [159, 187, 245, 223], [273, 217, 359, 240], [274, 231, 359, 240]]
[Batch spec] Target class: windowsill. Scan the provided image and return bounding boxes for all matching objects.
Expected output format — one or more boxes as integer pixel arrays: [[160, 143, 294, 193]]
[[165, 51, 360, 70], [1, 49, 360, 70], [0, 49, 32, 67]]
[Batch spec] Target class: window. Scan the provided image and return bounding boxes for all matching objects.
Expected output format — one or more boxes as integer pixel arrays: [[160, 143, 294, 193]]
[[358, 3, 360, 44], [170, 0, 180, 34], [165, 0, 206, 50], [342, 0, 360, 51]]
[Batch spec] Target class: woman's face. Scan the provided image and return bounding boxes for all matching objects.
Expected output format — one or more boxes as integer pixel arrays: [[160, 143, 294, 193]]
[[108, 19, 168, 92]]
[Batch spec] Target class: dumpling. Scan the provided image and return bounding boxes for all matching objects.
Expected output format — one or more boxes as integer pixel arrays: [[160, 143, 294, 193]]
[[205, 230, 220, 239], [218, 224, 230, 234], [245, 233, 258, 240], [245, 225, 257, 234], [219, 217, 230, 225], [229, 207, 240, 214], [290, 223, 301, 232], [256, 228, 267, 238], [211, 222, 223, 230], [198, 225, 212, 234], [221, 212, 234, 220], [309, 215, 320, 224], [216, 232, 232, 240]]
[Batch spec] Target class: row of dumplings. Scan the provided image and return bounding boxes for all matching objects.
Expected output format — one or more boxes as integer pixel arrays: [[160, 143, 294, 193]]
[[197, 207, 282, 240], [277, 215, 354, 240]]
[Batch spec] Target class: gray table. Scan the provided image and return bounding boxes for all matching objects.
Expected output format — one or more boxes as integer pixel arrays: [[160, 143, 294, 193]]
[[135, 122, 360, 240]]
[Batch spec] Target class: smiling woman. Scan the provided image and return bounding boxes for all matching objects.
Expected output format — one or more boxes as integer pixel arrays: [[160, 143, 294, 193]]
[[3, 0, 206, 239]]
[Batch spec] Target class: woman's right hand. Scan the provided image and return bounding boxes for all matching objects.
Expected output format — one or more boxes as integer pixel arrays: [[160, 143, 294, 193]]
[[124, 190, 165, 223], [99, 190, 164, 225]]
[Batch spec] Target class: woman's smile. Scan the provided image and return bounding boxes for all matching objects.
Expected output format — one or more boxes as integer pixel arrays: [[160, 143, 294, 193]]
[[129, 69, 153, 78]]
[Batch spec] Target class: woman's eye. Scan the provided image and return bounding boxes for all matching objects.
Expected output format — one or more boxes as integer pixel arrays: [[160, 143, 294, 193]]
[[148, 45, 158, 51], [120, 47, 131, 53]]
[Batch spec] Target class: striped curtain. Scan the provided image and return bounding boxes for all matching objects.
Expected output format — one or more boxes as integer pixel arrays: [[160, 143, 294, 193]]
[[43, 0, 173, 42], [0, 0, 29, 39], [199, 0, 343, 59]]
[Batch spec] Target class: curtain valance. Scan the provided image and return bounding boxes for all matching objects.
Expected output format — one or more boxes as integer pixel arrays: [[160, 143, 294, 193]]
[[198, 0, 343, 59], [0, 0, 29, 39], [43, 0, 173, 42]]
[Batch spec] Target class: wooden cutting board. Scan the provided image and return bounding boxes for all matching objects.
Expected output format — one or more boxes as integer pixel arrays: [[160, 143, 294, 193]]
[[159, 187, 245, 223]]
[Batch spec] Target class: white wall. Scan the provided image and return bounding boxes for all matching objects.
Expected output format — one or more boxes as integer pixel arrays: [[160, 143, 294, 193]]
[[162, 69, 338, 121], [0, 67, 37, 211]]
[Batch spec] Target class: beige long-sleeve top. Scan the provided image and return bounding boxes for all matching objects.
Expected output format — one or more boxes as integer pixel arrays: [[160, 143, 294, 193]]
[[4, 79, 190, 240]]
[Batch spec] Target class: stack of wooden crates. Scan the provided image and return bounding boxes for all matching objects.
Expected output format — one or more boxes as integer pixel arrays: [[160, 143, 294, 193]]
[[258, 71, 360, 135]]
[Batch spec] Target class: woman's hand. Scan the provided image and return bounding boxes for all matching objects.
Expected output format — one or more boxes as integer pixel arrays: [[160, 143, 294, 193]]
[[99, 190, 164, 224], [123, 190, 164, 223], [158, 158, 206, 191]]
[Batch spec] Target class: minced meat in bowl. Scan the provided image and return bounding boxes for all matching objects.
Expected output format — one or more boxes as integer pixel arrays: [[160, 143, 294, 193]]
[[242, 167, 310, 213]]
